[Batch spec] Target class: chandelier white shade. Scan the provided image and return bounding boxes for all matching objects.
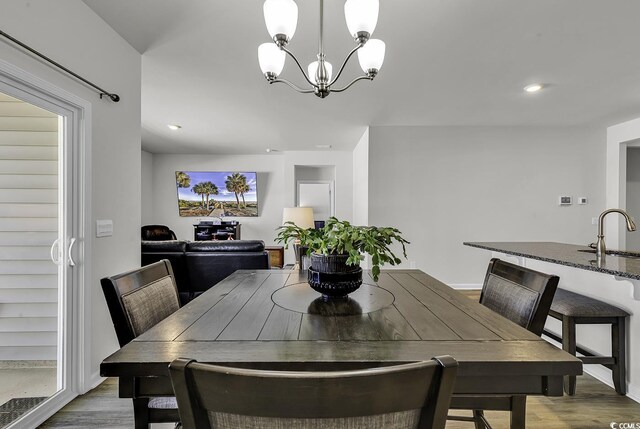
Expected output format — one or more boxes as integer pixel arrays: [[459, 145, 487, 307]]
[[258, 0, 385, 98], [263, 0, 298, 41], [258, 43, 285, 76], [357, 39, 385, 73], [344, 0, 379, 37]]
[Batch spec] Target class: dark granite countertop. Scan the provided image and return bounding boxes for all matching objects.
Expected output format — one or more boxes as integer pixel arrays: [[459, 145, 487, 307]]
[[464, 242, 640, 281]]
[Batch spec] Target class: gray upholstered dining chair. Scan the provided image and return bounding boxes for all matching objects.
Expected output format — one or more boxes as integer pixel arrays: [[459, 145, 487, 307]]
[[448, 258, 559, 429], [101, 259, 182, 429], [169, 356, 459, 429]]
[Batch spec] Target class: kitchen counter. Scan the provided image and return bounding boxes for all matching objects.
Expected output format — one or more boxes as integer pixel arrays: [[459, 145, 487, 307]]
[[464, 242, 640, 281], [464, 241, 640, 400]]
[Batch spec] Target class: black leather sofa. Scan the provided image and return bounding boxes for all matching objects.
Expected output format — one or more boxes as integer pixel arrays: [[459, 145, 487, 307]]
[[141, 240, 269, 304]]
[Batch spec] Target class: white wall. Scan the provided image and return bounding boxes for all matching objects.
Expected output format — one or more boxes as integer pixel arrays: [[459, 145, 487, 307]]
[[353, 129, 369, 227], [0, 0, 141, 388], [144, 150, 354, 264], [627, 148, 640, 250], [369, 126, 605, 285], [149, 154, 285, 244], [141, 150, 154, 225]]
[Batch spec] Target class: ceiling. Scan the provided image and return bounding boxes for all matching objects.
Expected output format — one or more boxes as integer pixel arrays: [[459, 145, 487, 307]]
[[83, 0, 640, 154]]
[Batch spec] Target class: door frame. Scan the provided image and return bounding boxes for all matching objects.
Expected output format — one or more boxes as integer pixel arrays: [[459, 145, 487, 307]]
[[606, 118, 640, 250], [0, 58, 92, 427]]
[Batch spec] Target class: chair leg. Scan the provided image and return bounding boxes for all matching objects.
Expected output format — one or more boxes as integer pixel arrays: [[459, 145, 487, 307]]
[[562, 315, 577, 395], [132, 398, 150, 429], [510, 396, 526, 429], [612, 317, 627, 395], [472, 410, 489, 429]]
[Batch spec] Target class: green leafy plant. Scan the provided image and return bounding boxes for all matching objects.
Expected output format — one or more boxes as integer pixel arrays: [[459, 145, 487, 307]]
[[275, 217, 409, 281]]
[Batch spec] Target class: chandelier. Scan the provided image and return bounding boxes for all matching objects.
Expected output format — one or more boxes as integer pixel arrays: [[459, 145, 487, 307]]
[[258, 0, 385, 98]]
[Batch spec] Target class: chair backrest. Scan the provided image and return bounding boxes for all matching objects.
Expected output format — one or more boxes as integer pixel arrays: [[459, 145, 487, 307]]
[[141, 240, 190, 304], [141, 224, 177, 241], [480, 258, 559, 336], [101, 260, 181, 347], [169, 356, 458, 429]]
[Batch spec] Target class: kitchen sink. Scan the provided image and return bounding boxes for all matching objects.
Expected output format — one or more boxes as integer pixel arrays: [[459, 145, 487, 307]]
[[578, 249, 640, 258]]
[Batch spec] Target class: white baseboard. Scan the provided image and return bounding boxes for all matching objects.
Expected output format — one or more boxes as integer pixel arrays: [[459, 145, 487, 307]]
[[448, 283, 482, 290], [85, 371, 105, 392]]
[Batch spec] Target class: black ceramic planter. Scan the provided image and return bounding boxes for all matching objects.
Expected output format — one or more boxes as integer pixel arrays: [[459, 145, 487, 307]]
[[308, 253, 362, 299]]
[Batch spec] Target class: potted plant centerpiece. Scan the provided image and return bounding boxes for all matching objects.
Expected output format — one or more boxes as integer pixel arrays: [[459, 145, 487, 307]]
[[275, 217, 409, 299]]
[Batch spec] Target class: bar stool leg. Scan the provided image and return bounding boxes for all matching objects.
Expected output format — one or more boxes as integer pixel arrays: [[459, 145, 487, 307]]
[[612, 316, 626, 395], [562, 315, 577, 395]]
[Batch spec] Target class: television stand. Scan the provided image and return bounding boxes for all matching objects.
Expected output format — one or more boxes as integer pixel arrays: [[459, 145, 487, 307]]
[[193, 221, 241, 241]]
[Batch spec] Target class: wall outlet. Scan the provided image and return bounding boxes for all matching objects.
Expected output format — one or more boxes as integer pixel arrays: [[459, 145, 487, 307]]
[[592, 217, 598, 225], [558, 196, 572, 206], [578, 197, 588, 205]]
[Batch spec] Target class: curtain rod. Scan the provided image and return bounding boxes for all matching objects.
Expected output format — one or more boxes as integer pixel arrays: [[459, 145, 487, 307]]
[[0, 29, 120, 102]]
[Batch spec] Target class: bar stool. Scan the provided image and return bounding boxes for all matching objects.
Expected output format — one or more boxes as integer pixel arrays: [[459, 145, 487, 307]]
[[543, 288, 630, 395]]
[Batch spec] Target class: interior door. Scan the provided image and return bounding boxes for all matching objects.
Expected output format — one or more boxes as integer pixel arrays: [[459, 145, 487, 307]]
[[297, 181, 334, 222]]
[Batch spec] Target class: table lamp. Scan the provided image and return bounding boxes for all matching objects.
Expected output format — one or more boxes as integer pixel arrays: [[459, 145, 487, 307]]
[[282, 207, 314, 269]]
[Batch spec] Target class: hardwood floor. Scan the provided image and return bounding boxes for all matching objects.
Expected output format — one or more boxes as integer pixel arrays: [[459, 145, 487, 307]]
[[38, 290, 640, 428], [38, 379, 136, 429], [38, 374, 640, 428]]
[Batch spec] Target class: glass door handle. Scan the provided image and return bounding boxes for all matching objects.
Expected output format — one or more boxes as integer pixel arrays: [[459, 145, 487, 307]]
[[50, 238, 61, 265], [68, 237, 77, 267]]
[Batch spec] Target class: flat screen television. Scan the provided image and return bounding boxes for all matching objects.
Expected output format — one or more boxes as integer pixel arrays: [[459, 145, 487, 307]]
[[175, 171, 258, 217]]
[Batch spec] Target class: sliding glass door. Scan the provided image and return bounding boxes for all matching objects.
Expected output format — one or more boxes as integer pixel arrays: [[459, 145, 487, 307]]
[[0, 74, 84, 427]]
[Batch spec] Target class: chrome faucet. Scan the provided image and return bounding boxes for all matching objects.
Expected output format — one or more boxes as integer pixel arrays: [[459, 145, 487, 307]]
[[591, 209, 637, 259]]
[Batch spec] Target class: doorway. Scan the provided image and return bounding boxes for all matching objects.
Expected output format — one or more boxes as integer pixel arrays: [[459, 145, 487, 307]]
[[0, 64, 87, 428], [0, 92, 60, 427], [626, 147, 640, 250], [294, 165, 336, 223], [297, 181, 334, 223]]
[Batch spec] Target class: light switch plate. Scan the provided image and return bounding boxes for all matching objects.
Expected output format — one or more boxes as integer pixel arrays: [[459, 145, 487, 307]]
[[96, 219, 113, 237], [578, 197, 588, 205]]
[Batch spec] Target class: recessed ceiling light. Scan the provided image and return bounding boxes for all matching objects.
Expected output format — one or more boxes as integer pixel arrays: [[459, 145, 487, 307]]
[[167, 124, 182, 130], [316, 144, 332, 149], [524, 83, 544, 93]]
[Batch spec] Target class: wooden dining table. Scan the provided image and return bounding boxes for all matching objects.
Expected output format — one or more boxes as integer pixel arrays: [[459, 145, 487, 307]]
[[100, 269, 582, 400]]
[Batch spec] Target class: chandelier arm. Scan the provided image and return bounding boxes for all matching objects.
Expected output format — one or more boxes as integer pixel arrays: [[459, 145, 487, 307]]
[[271, 78, 316, 94], [330, 75, 372, 93], [328, 44, 362, 87], [281, 46, 316, 87]]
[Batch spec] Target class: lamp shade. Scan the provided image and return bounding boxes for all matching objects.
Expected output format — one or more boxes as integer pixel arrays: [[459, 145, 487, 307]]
[[357, 39, 385, 73], [307, 61, 333, 83], [282, 207, 314, 229], [344, 0, 379, 37], [258, 43, 285, 76], [264, 0, 298, 40]]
